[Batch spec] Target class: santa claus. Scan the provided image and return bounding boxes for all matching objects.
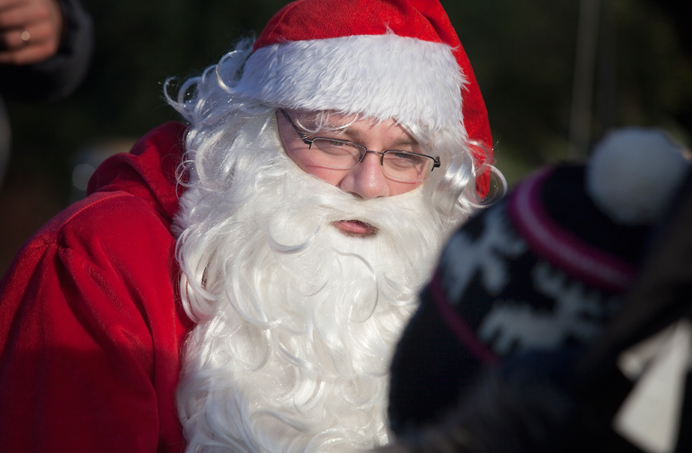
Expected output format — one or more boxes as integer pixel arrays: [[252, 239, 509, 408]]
[[0, 0, 498, 452]]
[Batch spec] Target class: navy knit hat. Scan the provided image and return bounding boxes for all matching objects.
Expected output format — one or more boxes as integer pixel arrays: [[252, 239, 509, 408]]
[[388, 128, 690, 436]]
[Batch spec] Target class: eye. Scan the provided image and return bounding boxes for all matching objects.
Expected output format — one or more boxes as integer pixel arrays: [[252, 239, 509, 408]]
[[323, 139, 349, 147], [312, 138, 362, 157], [386, 152, 426, 167]]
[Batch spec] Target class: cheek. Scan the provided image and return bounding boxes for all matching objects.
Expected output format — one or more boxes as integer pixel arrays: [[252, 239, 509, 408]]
[[387, 180, 423, 196], [288, 152, 344, 187]]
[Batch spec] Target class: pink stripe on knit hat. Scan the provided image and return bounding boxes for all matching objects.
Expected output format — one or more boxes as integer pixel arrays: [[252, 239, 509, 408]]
[[430, 272, 499, 365], [507, 167, 636, 293]]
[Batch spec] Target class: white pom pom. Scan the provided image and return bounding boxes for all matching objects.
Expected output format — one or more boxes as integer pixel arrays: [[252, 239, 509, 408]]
[[586, 128, 689, 225]]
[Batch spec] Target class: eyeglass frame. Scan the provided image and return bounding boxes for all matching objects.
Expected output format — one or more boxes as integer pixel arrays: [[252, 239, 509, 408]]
[[279, 109, 441, 178]]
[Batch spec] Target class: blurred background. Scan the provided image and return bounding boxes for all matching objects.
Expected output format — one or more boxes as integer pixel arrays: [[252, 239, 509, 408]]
[[1, 0, 691, 274]]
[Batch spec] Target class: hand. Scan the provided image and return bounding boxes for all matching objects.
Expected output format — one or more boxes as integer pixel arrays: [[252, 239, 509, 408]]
[[0, 0, 63, 65]]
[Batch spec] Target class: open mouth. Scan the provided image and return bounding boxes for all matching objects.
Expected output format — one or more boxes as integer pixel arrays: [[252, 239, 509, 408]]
[[331, 220, 379, 238]]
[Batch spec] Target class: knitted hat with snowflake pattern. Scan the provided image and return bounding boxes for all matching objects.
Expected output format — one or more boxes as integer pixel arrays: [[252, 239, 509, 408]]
[[231, 0, 493, 196], [387, 128, 690, 435]]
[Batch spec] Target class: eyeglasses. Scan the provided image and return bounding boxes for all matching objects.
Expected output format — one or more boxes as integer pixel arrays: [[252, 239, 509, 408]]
[[280, 109, 440, 183]]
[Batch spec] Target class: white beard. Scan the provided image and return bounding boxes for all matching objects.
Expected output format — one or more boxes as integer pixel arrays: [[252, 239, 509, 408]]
[[174, 113, 457, 452]]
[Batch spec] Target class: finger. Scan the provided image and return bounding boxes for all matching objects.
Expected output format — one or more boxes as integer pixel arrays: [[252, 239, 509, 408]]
[[0, 27, 25, 50], [0, 0, 26, 15], [0, 1, 51, 30], [0, 21, 56, 50], [0, 39, 56, 64]]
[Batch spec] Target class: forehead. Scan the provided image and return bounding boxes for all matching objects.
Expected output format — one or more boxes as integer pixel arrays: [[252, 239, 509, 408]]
[[288, 110, 418, 143], [291, 110, 391, 128]]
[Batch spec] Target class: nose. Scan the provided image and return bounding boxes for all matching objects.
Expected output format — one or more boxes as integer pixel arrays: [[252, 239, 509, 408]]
[[338, 152, 390, 199]]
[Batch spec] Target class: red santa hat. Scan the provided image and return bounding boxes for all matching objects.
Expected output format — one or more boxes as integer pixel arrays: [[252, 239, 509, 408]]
[[232, 0, 493, 196]]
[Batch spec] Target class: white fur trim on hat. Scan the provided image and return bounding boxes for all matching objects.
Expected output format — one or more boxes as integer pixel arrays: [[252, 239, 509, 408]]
[[587, 128, 690, 225], [233, 34, 467, 134]]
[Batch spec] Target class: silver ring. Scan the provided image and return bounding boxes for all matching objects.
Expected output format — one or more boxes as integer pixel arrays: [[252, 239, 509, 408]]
[[20, 30, 30, 43]]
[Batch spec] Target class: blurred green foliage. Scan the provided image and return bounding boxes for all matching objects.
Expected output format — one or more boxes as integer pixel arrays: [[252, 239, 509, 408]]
[[4, 0, 691, 199]]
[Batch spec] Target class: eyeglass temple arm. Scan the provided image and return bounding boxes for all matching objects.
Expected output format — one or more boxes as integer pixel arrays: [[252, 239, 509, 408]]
[[280, 109, 313, 146]]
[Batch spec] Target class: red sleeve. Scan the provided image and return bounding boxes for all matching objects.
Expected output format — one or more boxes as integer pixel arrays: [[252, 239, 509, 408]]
[[0, 191, 193, 452]]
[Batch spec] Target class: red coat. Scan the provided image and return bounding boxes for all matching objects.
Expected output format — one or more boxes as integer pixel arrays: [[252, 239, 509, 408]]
[[0, 122, 195, 452]]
